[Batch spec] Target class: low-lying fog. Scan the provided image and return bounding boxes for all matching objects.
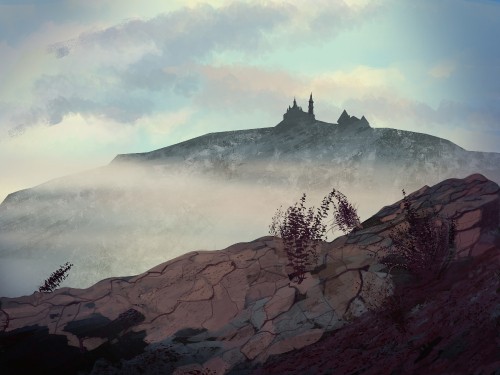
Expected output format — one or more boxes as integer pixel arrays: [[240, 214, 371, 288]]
[[0, 161, 431, 298]]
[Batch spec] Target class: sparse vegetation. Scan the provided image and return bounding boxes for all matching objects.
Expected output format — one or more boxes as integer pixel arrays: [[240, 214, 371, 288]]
[[38, 262, 73, 293], [269, 189, 360, 283], [380, 189, 456, 282], [258, 229, 498, 375]]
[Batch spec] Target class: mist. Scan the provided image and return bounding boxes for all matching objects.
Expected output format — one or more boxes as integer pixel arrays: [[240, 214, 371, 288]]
[[0, 160, 411, 298]]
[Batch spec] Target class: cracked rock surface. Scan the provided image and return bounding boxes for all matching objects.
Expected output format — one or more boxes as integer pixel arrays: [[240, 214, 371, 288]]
[[1, 173, 499, 374]]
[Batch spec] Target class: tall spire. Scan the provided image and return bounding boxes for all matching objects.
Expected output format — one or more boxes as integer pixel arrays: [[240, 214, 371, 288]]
[[308, 92, 314, 115], [293, 97, 297, 108]]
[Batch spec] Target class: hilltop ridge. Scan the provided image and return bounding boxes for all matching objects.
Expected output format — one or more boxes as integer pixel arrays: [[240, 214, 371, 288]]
[[110, 96, 497, 192]]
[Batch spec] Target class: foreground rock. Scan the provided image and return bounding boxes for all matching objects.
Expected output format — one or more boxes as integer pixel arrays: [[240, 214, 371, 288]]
[[1, 174, 499, 374], [254, 173, 500, 375]]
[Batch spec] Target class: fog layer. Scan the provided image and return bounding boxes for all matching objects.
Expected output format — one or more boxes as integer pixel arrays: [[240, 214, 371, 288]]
[[0, 159, 484, 297]]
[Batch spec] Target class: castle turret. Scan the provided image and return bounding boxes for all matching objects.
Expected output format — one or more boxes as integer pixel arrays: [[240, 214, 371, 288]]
[[308, 93, 314, 115]]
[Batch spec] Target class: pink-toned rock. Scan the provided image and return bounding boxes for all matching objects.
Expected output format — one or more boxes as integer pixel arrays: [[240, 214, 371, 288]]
[[231, 324, 256, 344], [221, 268, 251, 310], [298, 288, 337, 320], [241, 331, 275, 360], [94, 294, 131, 319], [264, 286, 296, 320], [173, 363, 204, 375], [455, 227, 481, 255], [200, 260, 236, 285], [154, 277, 195, 313], [81, 336, 107, 351], [180, 263, 206, 283], [255, 267, 286, 284], [258, 249, 282, 269], [260, 320, 277, 334], [147, 299, 213, 342], [292, 272, 320, 295], [222, 348, 247, 367], [203, 284, 239, 331], [242, 259, 262, 285], [246, 282, 276, 303], [455, 209, 482, 231], [193, 251, 230, 265], [228, 248, 257, 268], [471, 241, 496, 257], [464, 173, 488, 183], [323, 270, 362, 314], [203, 356, 231, 374], [180, 278, 214, 301], [266, 328, 324, 356], [381, 212, 398, 222]]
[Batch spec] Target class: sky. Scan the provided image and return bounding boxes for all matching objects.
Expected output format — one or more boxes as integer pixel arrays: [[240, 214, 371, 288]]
[[1, 0, 500, 202]]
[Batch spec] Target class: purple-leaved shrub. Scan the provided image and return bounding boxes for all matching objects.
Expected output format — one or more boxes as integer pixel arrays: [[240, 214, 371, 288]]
[[269, 189, 360, 283], [381, 190, 456, 282]]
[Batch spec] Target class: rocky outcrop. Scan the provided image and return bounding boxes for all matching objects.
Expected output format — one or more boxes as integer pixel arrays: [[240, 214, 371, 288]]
[[352, 173, 500, 258], [1, 174, 499, 374], [255, 174, 500, 375]]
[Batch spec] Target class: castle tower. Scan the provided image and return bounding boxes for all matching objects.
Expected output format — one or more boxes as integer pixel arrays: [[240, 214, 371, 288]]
[[281, 94, 315, 122]]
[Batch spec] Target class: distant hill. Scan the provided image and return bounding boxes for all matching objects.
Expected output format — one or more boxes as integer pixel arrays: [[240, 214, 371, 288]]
[[111, 102, 500, 190]]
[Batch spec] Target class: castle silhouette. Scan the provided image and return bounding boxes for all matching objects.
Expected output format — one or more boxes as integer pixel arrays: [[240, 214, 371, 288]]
[[281, 93, 370, 129], [283, 93, 315, 122]]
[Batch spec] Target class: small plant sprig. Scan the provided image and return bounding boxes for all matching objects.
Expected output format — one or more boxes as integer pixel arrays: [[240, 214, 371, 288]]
[[38, 262, 74, 293]]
